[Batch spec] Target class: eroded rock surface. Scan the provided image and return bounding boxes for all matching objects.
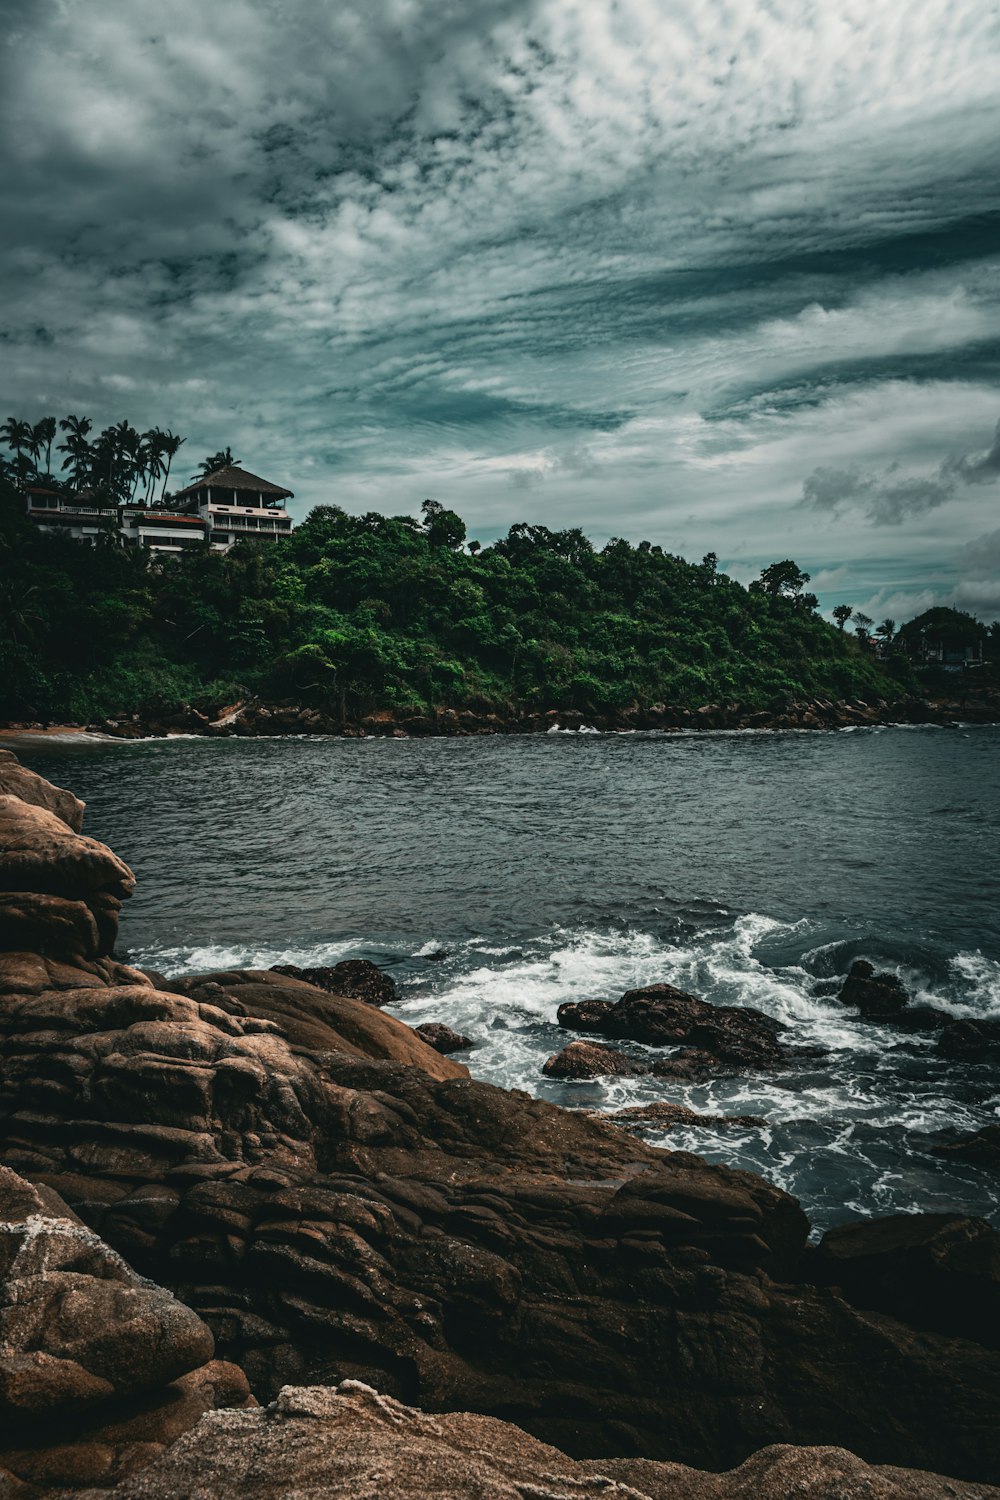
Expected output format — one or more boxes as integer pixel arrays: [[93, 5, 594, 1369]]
[[0, 1166, 250, 1489], [97, 1381, 1000, 1500]]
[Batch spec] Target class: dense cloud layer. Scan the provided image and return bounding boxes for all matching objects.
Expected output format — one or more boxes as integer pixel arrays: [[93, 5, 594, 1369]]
[[1, 0, 999, 616]]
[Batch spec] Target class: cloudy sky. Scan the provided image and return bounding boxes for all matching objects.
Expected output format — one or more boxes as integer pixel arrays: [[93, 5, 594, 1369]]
[[2, 0, 999, 620]]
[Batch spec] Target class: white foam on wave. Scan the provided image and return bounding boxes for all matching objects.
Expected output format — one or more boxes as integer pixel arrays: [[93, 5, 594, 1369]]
[[128, 935, 365, 976]]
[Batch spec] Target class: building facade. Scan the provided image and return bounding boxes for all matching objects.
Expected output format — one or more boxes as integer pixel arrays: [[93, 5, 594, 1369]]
[[23, 465, 295, 556], [172, 465, 294, 552]]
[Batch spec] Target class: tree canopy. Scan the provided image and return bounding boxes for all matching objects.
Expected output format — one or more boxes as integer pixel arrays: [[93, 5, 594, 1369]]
[[0, 473, 918, 725]]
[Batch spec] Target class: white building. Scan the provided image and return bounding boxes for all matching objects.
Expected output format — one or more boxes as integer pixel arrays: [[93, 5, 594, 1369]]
[[24, 463, 296, 556], [171, 464, 294, 552]]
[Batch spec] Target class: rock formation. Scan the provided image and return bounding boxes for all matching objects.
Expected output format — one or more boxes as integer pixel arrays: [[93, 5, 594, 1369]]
[[272, 958, 399, 1007], [0, 1165, 251, 1490], [2, 752, 1000, 1492], [93, 1380, 1000, 1500], [557, 983, 798, 1076]]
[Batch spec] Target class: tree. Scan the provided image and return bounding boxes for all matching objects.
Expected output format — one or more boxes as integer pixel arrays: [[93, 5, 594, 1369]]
[[852, 611, 874, 641], [197, 448, 238, 477], [832, 604, 853, 631], [421, 498, 467, 551], [158, 431, 186, 501], [1, 418, 36, 484], [58, 415, 95, 490], [875, 618, 895, 641], [32, 417, 57, 479], [751, 560, 813, 605]]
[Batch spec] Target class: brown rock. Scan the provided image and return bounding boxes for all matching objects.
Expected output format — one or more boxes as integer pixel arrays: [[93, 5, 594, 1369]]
[[607, 1103, 767, 1130], [97, 1381, 1000, 1500], [0, 750, 84, 832], [0, 797, 134, 903], [413, 1022, 475, 1054], [542, 1040, 648, 1079], [812, 1213, 1000, 1347], [558, 983, 789, 1072], [273, 959, 399, 1007], [838, 960, 910, 1017]]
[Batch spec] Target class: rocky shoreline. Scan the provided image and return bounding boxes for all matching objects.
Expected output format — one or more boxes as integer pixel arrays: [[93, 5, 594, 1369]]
[[0, 749, 999, 1496], [3, 682, 1000, 741]]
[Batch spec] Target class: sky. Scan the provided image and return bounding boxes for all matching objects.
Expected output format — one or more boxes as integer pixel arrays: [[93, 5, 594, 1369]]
[[2, 0, 999, 622]]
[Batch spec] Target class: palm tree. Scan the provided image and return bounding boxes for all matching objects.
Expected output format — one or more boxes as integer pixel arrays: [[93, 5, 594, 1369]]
[[196, 447, 238, 478], [158, 431, 185, 502], [58, 415, 94, 490], [1, 418, 36, 485], [32, 417, 57, 479], [875, 618, 896, 641]]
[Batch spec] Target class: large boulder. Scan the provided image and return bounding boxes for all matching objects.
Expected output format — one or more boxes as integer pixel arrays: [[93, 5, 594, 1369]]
[[0, 791, 134, 957], [543, 1039, 648, 1079], [98, 1381, 1000, 1500], [838, 960, 910, 1018], [557, 983, 789, 1073], [272, 959, 399, 1007], [0, 749, 85, 832], [813, 1214, 1000, 1347], [0, 1165, 250, 1489]]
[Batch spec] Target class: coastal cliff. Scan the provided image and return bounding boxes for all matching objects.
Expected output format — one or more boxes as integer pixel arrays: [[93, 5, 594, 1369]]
[[0, 750, 999, 1495]]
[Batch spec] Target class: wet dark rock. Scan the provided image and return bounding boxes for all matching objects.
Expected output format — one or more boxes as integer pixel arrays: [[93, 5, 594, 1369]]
[[606, 1103, 767, 1131], [542, 1040, 649, 1079], [937, 1018, 1000, 1061], [413, 1022, 475, 1054], [812, 1214, 1000, 1349], [272, 958, 399, 1007], [934, 1126, 1000, 1174], [838, 960, 910, 1017], [557, 983, 789, 1072]]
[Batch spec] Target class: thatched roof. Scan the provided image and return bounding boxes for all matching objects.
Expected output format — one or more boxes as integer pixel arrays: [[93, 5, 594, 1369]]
[[175, 465, 293, 500]]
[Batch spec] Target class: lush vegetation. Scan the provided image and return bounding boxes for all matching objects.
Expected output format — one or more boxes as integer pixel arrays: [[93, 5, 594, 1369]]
[[0, 461, 920, 724]]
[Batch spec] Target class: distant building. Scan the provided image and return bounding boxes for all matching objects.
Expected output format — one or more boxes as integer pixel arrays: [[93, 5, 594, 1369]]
[[171, 464, 294, 552], [23, 463, 296, 556], [917, 636, 984, 671], [23, 486, 118, 542]]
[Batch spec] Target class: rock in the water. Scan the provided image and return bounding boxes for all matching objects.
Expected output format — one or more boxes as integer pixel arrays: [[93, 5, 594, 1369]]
[[838, 960, 910, 1017], [273, 958, 398, 1006], [558, 983, 788, 1073], [934, 1126, 1000, 1173], [937, 1018, 1000, 1061], [99, 1381, 1000, 1500], [413, 1022, 475, 1054], [812, 1213, 1000, 1348], [607, 1102, 767, 1131], [543, 1039, 648, 1079]]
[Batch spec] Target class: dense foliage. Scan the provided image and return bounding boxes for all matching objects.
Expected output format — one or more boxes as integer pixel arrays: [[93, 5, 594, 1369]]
[[0, 474, 920, 724]]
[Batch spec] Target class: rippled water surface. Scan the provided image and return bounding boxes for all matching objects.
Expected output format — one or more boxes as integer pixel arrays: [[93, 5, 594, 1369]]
[[11, 724, 1000, 1231]]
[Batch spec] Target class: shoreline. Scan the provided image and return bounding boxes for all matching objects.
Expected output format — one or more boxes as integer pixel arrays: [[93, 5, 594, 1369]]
[[3, 685, 999, 742]]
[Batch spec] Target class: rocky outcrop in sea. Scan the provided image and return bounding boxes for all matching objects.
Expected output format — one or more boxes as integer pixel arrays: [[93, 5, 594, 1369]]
[[1, 751, 999, 1495]]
